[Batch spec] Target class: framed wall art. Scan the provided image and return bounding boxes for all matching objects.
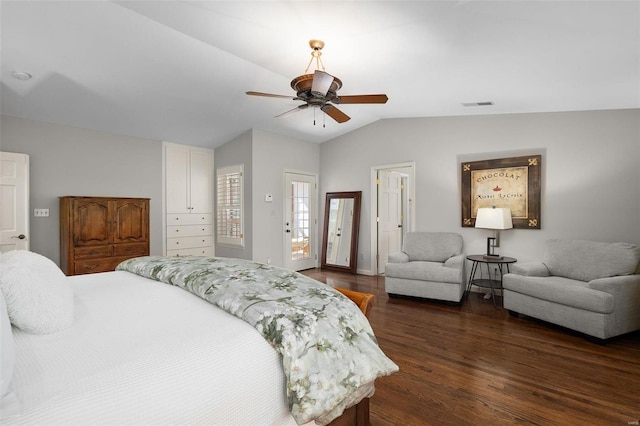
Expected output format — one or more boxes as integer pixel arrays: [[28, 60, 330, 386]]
[[461, 155, 541, 229]]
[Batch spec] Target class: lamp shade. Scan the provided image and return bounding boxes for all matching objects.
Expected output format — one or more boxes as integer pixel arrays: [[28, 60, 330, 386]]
[[475, 207, 513, 230]]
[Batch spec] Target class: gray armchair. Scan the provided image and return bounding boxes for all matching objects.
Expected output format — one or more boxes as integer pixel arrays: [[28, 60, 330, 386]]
[[503, 239, 640, 342], [385, 232, 465, 303]]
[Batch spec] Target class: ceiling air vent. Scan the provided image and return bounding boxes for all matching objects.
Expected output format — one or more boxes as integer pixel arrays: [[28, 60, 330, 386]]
[[462, 101, 494, 107]]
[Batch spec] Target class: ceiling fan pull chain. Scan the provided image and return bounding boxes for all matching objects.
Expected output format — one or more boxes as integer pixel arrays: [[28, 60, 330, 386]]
[[313, 107, 316, 126]]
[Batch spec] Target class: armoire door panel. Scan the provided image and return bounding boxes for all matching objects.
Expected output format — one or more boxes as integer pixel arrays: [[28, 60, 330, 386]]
[[188, 148, 213, 214], [73, 199, 110, 246], [165, 144, 191, 214], [113, 199, 148, 243]]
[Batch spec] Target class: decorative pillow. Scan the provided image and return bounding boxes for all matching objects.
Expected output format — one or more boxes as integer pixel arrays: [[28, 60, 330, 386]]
[[0, 250, 74, 334], [0, 290, 14, 398]]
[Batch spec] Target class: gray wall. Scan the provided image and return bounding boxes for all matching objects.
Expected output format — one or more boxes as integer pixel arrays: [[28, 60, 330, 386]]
[[320, 109, 640, 274], [214, 129, 253, 260], [0, 115, 164, 264], [213, 129, 320, 267], [251, 129, 320, 267], [4, 109, 639, 276]]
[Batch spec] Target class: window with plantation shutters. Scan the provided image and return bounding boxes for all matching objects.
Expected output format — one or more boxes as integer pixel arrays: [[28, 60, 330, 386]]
[[216, 165, 243, 247]]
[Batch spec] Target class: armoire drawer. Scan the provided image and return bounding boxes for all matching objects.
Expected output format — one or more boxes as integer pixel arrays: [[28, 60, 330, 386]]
[[166, 236, 213, 250], [113, 243, 149, 257], [167, 224, 213, 238], [167, 213, 212, 226], [167, 247, 214, 257], [74, 257, 121, 275], [74, 245, 112, 260]]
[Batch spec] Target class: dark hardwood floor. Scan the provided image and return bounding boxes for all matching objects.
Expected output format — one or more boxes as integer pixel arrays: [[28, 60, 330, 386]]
[[301, 268, 640, 426]]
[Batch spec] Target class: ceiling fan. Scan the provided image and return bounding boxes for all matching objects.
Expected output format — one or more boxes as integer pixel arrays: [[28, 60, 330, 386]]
[[246, 40, 388, 124]]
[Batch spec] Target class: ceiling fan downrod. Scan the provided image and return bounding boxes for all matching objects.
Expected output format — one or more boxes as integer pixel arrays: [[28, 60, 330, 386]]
[[305, 39, 326, 74]]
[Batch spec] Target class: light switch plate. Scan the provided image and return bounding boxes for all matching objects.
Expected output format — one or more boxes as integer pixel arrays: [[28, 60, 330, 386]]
[[34, 208, 49, 217]]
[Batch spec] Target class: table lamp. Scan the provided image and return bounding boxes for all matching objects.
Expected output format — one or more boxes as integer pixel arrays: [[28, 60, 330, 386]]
[[475, 207, 513, 258]]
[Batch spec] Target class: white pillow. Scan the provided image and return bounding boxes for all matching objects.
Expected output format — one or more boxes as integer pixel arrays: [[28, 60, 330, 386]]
[[0, 250, 74, 334], [0, 290, 14, 398]]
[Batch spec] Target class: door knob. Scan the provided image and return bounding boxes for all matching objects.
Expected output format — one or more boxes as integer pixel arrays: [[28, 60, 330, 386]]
[[11, 234, 26, 240]]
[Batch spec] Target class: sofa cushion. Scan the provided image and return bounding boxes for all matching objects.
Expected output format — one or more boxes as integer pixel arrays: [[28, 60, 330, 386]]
[[402, 232, 462, 263], [543, 239, 640, 282], [385, 261, 461, 284], [503, 274, 614, 313]]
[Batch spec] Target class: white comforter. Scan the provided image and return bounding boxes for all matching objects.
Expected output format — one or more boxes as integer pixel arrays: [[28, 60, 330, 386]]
[[3, 271, 299, 425]]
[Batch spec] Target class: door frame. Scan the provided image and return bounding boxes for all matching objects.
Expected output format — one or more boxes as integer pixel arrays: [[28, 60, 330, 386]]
[[283, 170, 318, 271], [0, 152, 30, 252], [370, 162, 416, 275]]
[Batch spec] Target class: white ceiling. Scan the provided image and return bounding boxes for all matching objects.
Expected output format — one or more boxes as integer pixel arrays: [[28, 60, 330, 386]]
[[1, 1, 639, 148]]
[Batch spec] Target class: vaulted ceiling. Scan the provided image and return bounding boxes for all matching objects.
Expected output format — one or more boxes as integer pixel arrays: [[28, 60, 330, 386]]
[[2, 1, 638, 148]]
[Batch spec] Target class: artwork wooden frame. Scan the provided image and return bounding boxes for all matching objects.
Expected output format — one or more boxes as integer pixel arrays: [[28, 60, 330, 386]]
[[461, 155, 541, 229]]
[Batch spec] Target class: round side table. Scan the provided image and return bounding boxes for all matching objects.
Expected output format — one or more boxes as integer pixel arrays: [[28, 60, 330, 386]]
[[466, 255, 517, 307]]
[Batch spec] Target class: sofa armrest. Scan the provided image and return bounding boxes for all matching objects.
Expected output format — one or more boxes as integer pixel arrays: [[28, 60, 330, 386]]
[[388, 252, 409, 263], [444, 254, 464, 269], [588, 274, 640, 297], [510, 262, 551, 277]]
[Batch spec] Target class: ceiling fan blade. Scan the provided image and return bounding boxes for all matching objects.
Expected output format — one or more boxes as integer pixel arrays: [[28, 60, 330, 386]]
[[274, 104, 309, 119], [321, 104, 350, 123], [246, 91, 297, 100], [311, 70, 335, 97], [333, 94, 389, 104]]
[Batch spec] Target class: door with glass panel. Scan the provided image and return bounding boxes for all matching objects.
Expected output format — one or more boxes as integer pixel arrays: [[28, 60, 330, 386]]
[[284, 172, 317, 271]]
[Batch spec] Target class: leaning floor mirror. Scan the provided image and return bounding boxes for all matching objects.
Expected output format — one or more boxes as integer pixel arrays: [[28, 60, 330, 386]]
[[321, 191, 362, 274]]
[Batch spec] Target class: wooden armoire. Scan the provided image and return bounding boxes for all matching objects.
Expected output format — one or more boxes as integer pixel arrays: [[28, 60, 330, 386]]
[[59, 196, 150, 275]]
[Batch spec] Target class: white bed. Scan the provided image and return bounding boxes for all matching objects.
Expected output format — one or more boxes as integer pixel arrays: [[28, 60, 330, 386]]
[[4, 270, 299, 425], [0, 252, 397, 425]]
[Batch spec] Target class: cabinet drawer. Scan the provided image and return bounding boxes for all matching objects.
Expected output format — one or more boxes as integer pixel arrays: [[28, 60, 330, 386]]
[[167, 214, 212, 225], [74, 245, 112, 259], [167, 247, 214, 257], [167, 224, 212, 238], [74, 257, 121, 275], [113, 243, 149, 257], [166, 236, 213, 250]]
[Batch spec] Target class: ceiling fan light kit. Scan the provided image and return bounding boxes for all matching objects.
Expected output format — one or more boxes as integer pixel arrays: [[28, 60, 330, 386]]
[[246, 40, 388, 125]]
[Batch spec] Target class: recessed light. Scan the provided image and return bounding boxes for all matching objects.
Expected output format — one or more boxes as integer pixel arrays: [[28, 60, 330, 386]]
[[12, 71, 33, 81]]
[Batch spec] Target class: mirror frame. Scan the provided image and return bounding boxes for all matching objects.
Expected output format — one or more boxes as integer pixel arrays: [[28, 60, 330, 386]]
[[321, 191, 362, 274]]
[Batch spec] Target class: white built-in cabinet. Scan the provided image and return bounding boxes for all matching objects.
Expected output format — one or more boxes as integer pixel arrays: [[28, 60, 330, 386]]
[[164, 142, 214, 257]]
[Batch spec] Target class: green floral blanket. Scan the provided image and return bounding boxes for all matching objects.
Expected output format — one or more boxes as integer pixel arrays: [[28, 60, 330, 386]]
[[117, 256, 398, 425]]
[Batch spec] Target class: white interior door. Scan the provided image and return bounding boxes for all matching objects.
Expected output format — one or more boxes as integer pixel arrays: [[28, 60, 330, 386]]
[[284, 172, 317, 271], [377, 170, 403, 273], [0, 152, 30, 252]]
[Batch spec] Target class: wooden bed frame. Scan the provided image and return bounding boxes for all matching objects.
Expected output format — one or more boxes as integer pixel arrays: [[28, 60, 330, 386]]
[[329, 288, 375, 426]]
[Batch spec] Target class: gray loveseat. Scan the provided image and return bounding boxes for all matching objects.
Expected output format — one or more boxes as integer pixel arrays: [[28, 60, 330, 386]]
[[385, 232, 465, 303], [503, 239, 640, 341]]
